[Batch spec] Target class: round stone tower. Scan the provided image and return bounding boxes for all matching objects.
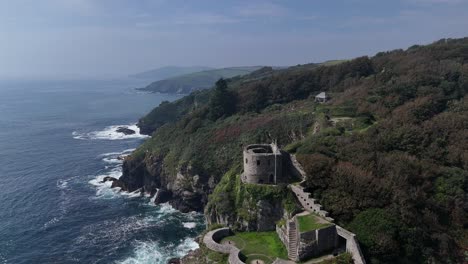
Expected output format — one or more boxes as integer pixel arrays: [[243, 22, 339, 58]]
[[242, 143, 282, 184]]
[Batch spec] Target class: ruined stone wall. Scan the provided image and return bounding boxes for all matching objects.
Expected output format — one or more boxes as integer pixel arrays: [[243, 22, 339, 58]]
[[316, 225, 337, 254], [297, 229, 318, 260], [336, 226, 366, 264], [297, 225, 337, 260], [276, 224, 289, 250], [290, 185, 333, 221]]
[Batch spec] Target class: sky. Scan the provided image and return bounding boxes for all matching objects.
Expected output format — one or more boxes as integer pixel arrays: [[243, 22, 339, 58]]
[[0, 0, 467, 79]]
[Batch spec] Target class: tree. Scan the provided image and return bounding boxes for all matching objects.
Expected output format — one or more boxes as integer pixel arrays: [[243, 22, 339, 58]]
[[208, 78, 236, 120]]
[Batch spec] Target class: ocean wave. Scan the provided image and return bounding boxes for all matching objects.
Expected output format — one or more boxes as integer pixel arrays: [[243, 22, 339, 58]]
[[155, 203, 177, 215], [117, 237, 199, 264], [73, 124, 149, 141], [182, 222, 197, 229], [89, 173, 122, 199]]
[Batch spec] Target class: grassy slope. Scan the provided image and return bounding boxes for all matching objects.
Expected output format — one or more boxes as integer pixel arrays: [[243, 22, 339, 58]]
[[297, 214, 333, 233]]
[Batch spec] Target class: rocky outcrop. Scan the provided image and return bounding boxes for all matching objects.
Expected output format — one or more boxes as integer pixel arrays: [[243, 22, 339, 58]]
[[116, 126, 135, 135], [111, 153, 210, 213], [206, 197, 285, 232]]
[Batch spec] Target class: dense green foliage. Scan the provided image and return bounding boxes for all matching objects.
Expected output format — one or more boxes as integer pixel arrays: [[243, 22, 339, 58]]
[[134, 37, 468, 263], [208, 79, 236, 120], [138, 66, 262, 94]]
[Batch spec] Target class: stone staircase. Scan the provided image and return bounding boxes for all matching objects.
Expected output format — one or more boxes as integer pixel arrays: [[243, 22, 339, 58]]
[[287, 220, 298, 261]]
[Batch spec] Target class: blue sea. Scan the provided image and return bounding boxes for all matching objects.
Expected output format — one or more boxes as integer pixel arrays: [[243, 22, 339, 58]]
[[0, 80, 205, 264]]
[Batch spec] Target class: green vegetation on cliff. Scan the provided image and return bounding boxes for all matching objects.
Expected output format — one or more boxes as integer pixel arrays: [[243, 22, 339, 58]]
[[206, 168, 300, 230], [131, 37, 468, 264]]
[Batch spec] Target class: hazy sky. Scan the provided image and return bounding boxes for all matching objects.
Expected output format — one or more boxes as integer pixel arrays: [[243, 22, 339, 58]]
[[1, 0, 467, 79]]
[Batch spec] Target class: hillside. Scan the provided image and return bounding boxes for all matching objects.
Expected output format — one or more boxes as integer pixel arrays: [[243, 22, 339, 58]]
[[137, 66, 263, 94], [117, 38, 468, 264], [129, 66, 213, 81]]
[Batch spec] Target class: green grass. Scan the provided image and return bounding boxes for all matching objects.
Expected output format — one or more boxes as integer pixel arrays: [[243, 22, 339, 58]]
[[221, 231, 288, 264], [297, 214, 332, 233]]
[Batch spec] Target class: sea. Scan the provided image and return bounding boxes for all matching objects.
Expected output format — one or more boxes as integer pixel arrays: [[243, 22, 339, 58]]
[[0, 79, 205, 264]]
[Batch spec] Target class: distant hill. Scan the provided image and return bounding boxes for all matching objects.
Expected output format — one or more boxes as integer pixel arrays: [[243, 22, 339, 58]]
[[137, 66, 264, 94], [129, 66, 213, 81]]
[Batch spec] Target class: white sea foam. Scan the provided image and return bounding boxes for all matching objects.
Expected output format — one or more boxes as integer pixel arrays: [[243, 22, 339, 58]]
[[176, 237, 199, 253], [99, 148, 136, 157], [117, 237, 199, 264], [182, 222, 197, 229], [73, 124, 149, 140], [89, 169, 123, 199], [156, 203, 176, 215], [117, 241, 164, 264]]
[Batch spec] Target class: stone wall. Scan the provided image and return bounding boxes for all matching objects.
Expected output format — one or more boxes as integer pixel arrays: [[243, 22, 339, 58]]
[[290, 185, 333, 222], [202, 228, 246, 264], [316, 225, 337, 254], [203, 228, 233, 254], [297, 225, 337, 261], [228, 248, 245, 264], [276, 224, 289, 248], [336, 226, 366, 264], [242, 144, 282, 184]]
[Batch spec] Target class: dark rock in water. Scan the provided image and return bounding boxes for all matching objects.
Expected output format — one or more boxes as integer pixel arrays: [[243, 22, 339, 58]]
[[154, 189, 172, 204], [116, 127, 135, 135], [101, 176, 118, 183], [167, 258, 180, 264], [111, 179, 127, 189]]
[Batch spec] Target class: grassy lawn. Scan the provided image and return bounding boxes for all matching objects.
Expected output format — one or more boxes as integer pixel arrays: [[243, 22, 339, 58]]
[[297, 214, 332, 233], [221, 231, 288, 264]]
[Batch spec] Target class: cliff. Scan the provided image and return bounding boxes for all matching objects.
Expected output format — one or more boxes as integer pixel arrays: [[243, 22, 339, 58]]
[[112, 153, 212, 212], [205, 169, 301, 231]]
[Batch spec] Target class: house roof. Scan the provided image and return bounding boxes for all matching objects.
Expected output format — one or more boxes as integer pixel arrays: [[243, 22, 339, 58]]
[[315, 92, 327, 98]]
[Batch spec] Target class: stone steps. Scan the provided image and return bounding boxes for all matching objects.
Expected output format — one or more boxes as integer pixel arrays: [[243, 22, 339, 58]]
[[287, 221, 298, 260]]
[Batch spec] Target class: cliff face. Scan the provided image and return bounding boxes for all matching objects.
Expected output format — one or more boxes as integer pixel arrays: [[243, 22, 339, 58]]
[[205, 197, 286, 231], [204, 170, 300, 231], [113, 153, 214, 213]]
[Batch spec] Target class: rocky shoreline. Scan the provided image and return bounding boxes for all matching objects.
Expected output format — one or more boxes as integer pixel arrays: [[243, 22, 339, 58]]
[[104, 153, 211, 213]]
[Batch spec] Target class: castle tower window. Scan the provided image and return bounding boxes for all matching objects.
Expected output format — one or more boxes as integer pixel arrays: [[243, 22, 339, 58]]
[[257, 160, 260, 166], [245, 158, 248, 164]]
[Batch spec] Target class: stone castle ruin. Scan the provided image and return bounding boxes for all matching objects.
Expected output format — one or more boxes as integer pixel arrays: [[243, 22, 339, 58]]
[[242, 143, 283, 184], [204, 143, 366, 264]]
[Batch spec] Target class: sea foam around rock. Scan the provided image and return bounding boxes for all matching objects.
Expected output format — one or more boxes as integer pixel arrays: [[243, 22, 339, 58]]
[[73, 124, 149, 140]]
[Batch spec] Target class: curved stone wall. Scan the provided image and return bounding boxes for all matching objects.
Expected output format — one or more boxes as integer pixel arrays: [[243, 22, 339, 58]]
[[228, 248, 245, 264], [203, 228, 233, 254], [242, 144, 282, 184], [203, 228, 246, 264]]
